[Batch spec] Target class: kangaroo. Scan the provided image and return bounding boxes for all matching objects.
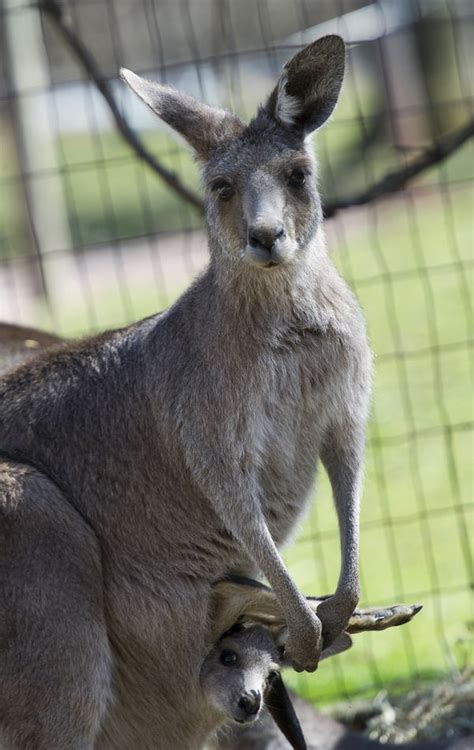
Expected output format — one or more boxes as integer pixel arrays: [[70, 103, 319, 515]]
[[209, 576, 421, 647], [0, 35, 371, 749], [0, 322, 62, 376], [201, 623, 307, 750]]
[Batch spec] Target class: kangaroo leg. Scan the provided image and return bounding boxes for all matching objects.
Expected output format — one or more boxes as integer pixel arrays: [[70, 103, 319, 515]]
[[0, 460, 112, 749], [183, 457, 322, 671], [210, 578, 284, 639], [214, 498, 323, 671], [315, 411, 369, 649], [211, 578, 422, 643]]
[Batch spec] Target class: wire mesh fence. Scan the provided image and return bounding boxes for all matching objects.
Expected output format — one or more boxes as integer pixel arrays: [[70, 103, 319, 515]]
[[0, 0, 472, 704]]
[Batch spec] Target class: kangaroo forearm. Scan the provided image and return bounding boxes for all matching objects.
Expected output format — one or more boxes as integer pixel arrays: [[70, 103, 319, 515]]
[[321, 432, 364, 598], [220, 506, 308, 618], [199, 470, 306, 616], [211, 578, 423, 651], [207, 493, 322, 669]]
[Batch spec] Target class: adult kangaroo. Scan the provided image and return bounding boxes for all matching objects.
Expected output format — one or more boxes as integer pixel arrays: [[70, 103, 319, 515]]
[[0, 36, 371, 749], [0, 322, 62, 377]]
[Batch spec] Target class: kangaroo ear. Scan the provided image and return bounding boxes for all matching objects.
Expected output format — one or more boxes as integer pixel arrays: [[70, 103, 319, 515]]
[[266, 675, 307, 750], [265, 35, 345, 135], [121, 69, 244, 160]]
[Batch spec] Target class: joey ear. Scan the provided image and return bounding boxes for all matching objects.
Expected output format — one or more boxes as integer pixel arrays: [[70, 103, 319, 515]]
[[121, 69, 244, 159], [266, 676, 307, 750], [265, 35, 345, 135]]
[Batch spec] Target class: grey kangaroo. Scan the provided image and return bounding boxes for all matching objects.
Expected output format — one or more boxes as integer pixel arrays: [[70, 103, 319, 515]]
[[202, 622, 309, 750], [0, 35, 371, 749], [0, 322, 62, 376]]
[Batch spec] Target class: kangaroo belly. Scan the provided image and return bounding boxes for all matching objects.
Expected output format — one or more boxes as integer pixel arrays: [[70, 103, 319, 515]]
[[259, 414, 323, 546], [258, 342, 335, 546]]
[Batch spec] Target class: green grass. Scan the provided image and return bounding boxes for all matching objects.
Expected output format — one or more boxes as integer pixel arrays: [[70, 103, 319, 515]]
[[0, 129, 203, 259], [57, 131, 202, 246]]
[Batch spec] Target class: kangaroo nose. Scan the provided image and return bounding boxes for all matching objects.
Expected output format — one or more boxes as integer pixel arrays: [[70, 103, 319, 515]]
[[238, 690, 261, 716], [248, 225, 285, 252]]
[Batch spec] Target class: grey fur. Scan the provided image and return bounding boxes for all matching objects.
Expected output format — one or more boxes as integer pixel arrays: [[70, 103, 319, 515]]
[[0, 36, 372, 749], [209, 577, 422, 652], [200, 624, 280, 727]]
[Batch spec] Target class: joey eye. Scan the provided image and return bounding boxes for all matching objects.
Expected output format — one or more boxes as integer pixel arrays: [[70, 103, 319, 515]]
[[220, 649, 238, 666], [288, 168, 306, 188], [211, 180, 235, 202]]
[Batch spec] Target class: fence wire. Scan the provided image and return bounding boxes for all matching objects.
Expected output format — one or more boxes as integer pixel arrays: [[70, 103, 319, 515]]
[[0, 0, 472, 703]]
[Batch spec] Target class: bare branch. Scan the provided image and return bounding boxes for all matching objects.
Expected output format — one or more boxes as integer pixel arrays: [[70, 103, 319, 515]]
[[39, 0, 205, 214], [324, 118, 474, 218]]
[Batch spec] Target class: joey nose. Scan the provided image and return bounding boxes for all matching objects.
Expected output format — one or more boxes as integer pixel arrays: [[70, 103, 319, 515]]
[[248, 225, 285, 252], [238, 690, 261, 716]]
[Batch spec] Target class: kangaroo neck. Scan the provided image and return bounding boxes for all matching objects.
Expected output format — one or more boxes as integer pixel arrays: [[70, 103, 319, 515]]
[[208, 244, 325, 341]]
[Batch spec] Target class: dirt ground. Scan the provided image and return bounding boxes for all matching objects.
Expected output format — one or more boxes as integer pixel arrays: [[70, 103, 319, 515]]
[[329, 669, 474, 746]]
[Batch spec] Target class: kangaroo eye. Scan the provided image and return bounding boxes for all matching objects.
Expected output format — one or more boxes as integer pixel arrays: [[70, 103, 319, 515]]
[[211, 180, 235, 202], [220, 649, 238, 666], [268, 670, 280, 684], [288, 168, 306, 188]]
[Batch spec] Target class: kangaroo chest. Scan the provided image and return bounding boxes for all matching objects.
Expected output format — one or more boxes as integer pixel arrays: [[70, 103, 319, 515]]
[[255, 332, 342, 545]]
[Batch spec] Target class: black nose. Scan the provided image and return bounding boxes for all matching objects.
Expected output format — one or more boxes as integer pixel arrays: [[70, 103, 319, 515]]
[[248, 225, 285, 252], [238, 690, 261, 716]]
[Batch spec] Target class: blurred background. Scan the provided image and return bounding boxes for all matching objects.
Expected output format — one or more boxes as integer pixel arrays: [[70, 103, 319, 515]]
[[0, 0, 472, 711]]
